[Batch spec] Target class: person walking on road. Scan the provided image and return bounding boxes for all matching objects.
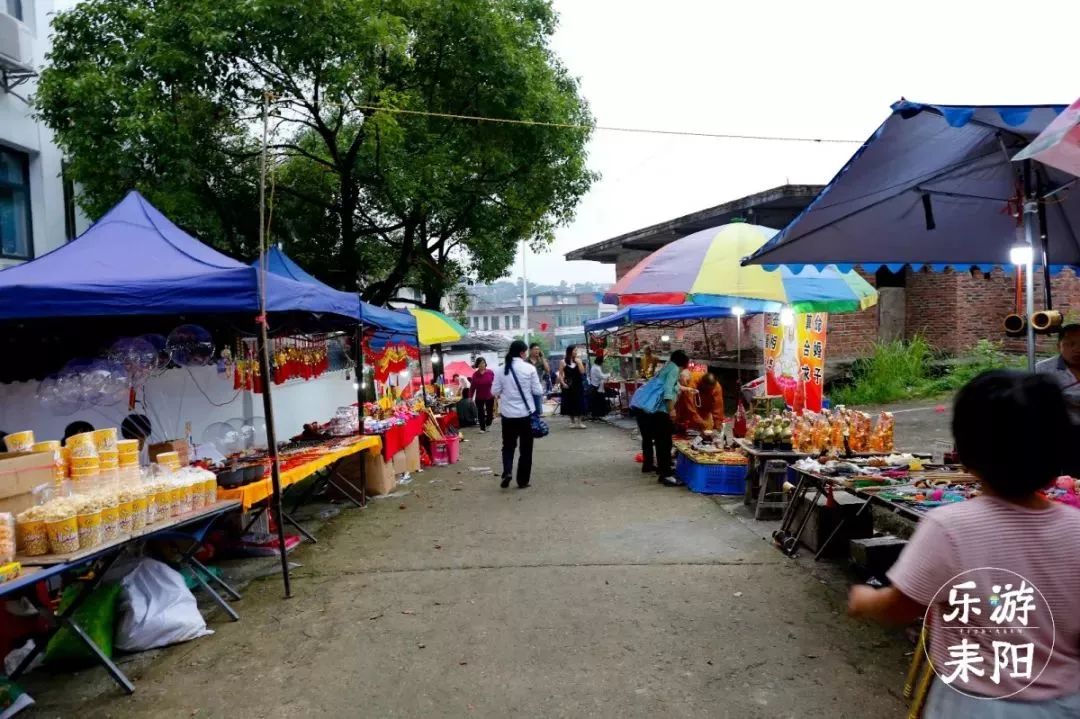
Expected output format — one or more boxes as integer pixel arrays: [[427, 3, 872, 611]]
[[492, 340, 544, 489], [630, 350, 691, 486], [558, 344, 587, 428], [529, 343, 552, 392], [471, 358, 496, 432]]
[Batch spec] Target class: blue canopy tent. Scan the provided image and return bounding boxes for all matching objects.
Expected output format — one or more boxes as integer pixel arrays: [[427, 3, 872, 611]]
[[0, 191, 365, 597], [585, 304, 735, 333], [583, 304, 758, 386], [254, 247, 417, 338], [745, 100, 1079, 368], [0, 191, 358, 321]]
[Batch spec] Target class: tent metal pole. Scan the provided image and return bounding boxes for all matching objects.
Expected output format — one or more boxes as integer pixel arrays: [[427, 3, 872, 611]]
[[630, 326, 640, 380], [417, 333, 429, 408], [256, 322, 292, 598], [1037, 190, 1052, 310], [701, 319, 711, 363], [1023, 160, 1037, 372], [356, 323, 365, 417]]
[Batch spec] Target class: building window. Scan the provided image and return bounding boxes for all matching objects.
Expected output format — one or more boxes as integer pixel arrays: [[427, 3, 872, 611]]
[[483, 316, 489, 331], [491, 316, 499, 330], [512, 315, 521, 330], [0, 148, 32, 259], [5, 0, 22, 21]]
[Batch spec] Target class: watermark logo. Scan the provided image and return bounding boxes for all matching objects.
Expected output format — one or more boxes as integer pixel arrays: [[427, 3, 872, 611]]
[[927, 568, 1055, 699]]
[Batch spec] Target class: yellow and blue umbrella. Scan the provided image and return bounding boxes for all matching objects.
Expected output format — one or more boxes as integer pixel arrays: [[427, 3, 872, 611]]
[[408, 308, 468, 345], [604, 223, 877, 314]]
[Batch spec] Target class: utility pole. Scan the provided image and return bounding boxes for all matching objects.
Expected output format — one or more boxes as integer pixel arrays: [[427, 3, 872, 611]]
[[522, 239, 529, 345]]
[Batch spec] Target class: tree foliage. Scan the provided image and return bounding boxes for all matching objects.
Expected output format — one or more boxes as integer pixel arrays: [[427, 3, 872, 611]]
[[37, 0, 595, 307]]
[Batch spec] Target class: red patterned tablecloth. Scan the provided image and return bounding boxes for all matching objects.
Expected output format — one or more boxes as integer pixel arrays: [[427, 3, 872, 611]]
[[376, 414, 427, 460]]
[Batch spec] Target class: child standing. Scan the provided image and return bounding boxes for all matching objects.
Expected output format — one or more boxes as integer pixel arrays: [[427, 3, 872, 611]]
[[848, 371, 1080, 716]]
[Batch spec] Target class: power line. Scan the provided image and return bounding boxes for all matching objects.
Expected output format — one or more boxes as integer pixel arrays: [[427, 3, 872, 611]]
[[353, 104, 862, 144]]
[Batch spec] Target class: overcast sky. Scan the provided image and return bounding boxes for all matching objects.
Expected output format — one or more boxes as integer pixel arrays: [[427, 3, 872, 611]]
[[518, 0, 1080, 286]]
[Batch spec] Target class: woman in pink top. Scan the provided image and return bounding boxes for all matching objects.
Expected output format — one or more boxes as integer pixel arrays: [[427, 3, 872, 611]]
[[471, 358, 496, 432], [848, 371, 1080, 717]]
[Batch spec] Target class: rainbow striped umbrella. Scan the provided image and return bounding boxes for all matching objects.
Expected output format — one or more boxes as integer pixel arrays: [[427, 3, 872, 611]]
[[603, 223, 877, 314], [409, 308, 468, 345]]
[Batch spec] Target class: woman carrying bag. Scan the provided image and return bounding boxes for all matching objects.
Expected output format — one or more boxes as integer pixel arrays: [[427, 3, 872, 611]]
[[492, 340, 545, 489]]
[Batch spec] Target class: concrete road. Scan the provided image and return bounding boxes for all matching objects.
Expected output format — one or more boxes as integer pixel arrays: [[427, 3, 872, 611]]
[[28, 419, 911, 718]]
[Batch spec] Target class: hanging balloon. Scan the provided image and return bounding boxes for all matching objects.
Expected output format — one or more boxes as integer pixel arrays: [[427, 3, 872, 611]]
[[201, 422, 241, 457], [95, 359, 130, 406], [59, 358, 105, 405], [37, 374, 83, 416], [139, 333, 170, 370], [109, 336, 157, 387], [247, 416, 268, 450], [166, 324, 215, 367]]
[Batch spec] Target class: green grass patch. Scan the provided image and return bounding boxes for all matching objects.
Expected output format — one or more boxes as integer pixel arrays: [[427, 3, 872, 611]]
[[830, 338, 1025, 406]]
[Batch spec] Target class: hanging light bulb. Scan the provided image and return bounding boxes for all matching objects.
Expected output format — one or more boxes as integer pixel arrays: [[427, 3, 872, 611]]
[[660, 335, 671, 343], [1009, 245, 1033, 266], [352, 382, 360, 391], [731, 306, 746, 318], [779, 307, 795, 326]]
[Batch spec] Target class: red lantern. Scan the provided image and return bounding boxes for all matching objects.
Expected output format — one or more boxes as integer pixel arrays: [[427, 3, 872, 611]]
[[539, 322, 549, 332]]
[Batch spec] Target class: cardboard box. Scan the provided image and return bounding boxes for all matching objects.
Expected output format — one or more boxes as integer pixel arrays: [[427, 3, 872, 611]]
[[365, 451, 397, 496], [391, 449, 408, 475], [0, 451, 55, 515], [404, 438, 421, 473], [149, 439, 190, 466]]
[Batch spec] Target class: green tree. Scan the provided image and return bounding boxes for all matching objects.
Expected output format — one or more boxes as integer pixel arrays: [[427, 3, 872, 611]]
[[37, 0, 595, 307]]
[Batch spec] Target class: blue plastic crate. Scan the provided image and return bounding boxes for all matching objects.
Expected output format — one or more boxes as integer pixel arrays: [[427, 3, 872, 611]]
[[675, 454, 747, 495]]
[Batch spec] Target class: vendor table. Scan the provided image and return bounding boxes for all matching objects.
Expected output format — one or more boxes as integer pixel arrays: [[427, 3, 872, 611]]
[[217, 435, 382, 510], [5, 500, 242, 694], [375, 414, 426, 460], [780, 463, 964, 559], [734, 438, 809, 518]]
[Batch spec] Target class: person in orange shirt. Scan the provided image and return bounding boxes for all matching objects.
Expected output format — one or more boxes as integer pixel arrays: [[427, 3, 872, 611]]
[[674, 373, 725, 432]]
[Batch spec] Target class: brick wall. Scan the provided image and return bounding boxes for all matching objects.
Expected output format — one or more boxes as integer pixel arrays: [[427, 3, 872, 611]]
[[614, 250, 651, 281]]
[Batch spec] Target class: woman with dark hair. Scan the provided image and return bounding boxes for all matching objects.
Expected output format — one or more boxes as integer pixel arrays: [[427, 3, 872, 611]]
[[471, 358, 496, 432], [849, 371, 1080, 716], [630, 350, 691, 486], [558, 344, 586, 429], [491, 340, 543, 489]]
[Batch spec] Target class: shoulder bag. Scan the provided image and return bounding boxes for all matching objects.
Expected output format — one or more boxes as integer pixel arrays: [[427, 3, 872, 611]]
[[509, 364, 549, 438]]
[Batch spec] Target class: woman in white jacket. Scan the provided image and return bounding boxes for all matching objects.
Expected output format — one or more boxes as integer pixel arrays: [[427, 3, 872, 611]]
[[492, 340, 544, 489]]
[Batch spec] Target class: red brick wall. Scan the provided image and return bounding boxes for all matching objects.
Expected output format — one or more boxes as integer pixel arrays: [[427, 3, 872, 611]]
[[827, 269, 879, 359], [614, 250, 651, 281]]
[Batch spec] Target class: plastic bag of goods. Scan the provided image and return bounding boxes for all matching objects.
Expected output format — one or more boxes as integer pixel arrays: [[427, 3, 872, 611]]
[[115, 558, 212, 651]]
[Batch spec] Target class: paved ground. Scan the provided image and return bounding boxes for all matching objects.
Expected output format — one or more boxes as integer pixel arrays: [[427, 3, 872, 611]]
[[25, 417, 921, 719]]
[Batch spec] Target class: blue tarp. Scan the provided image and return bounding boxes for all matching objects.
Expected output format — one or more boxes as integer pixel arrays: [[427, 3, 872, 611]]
[[0, 191, 358, 321], [585, 304, 735, 333], [745, 101, 1080, 271], [254, 247, 417, 336]]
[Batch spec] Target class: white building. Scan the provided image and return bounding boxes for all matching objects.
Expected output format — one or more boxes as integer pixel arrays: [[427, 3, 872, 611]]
[[0, 0, 87, 268]]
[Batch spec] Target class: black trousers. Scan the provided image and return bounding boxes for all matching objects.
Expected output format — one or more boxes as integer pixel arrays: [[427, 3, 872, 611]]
[[501, 415, 534, 486], [635, 409, 674, 477], [477, 399, 495, 430]]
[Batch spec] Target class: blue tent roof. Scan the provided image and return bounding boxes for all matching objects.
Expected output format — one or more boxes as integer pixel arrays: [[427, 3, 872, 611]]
[[745, 101, 1080, 272], [254, 247, 417, 336], [585, 304, 735, 333], [0, 191, 358, 321]]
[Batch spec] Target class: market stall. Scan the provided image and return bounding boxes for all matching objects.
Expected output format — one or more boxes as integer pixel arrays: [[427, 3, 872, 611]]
[[0, 191, 372, 601]]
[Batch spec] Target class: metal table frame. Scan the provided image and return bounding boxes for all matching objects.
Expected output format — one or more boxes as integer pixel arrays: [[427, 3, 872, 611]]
[[3, 502, 242, 695]]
